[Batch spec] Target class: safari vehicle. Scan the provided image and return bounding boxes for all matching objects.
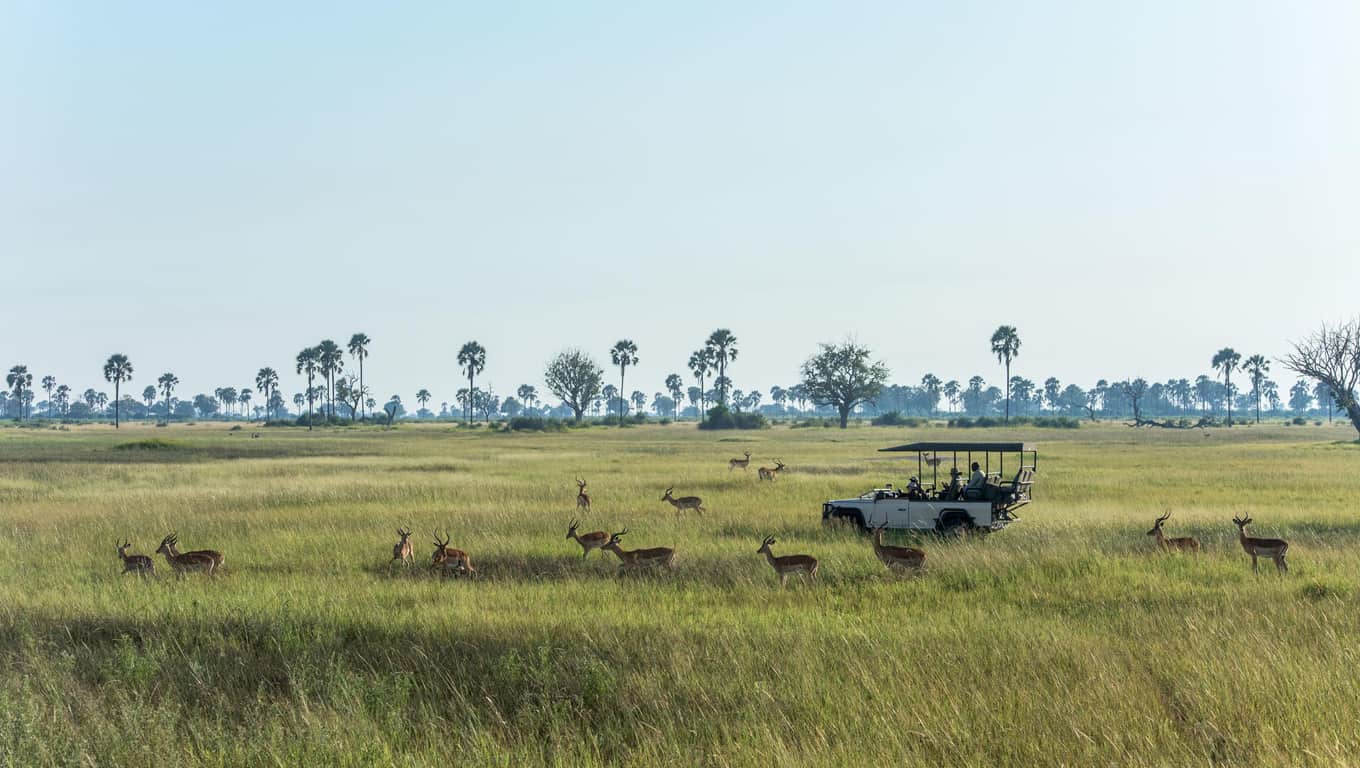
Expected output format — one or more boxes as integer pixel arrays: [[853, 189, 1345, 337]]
[[821, 442, 1037, 535]]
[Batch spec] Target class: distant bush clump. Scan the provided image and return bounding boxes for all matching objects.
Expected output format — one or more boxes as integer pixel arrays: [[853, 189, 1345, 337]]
[[507, 416, 568, 432], [871, 411, 925, 427], [114, 438, 181, 451], [698, 405, 767, 430], [790, 417, 836, 429], [948, 416, 1080, 429]]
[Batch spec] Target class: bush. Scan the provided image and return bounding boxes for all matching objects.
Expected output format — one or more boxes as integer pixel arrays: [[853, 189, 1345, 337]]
[[114, 438, 180, 451], [507, 416, 568, 432], [871, 411, 925, 427], [698, 405, 768, 430], [1292, 416, 1308, 425], [790, 417, 836, 429], [948, 416, 1080, 429]]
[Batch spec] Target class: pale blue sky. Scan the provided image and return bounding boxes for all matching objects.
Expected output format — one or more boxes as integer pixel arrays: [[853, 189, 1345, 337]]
[[3, 1, 1357, 404]]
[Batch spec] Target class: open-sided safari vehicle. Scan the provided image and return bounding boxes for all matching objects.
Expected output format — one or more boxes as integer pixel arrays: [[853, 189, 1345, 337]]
[[821, 441, 1037, 535]]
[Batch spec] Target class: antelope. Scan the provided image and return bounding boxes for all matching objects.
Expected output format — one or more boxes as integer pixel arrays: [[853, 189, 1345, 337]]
[[1233, 515, 1289, 573], [661, 487, 705, 514], [923, 454, 943, 468], [430, 531, 476, 577], [567, 519, 608, 559], [871, 526, 926, 573], [116, 539, 155, 578], [757, 460, 786, 482], [756, 535, 817, 588], [1147, 512, 1200, 553], [391, 526, 414, 565], [155, 533, 221, 579], [729, 451, 752, 471], [576, 478, 591, 512], [602, 529, 676, 573]]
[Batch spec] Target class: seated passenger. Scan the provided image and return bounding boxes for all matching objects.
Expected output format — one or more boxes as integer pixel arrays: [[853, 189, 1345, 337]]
[[906, 477, 926, 501], [943, 467, 963, 500], [964, 461, 988, 500]]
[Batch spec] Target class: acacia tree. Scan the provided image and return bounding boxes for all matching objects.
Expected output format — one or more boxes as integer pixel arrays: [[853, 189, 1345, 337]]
[[102, 354, 134, 428], [990, 325, 1021, 423], [544, 349, 603, 422], [157, 372, 179, 424], [348, 333, 370, 419], [256, 367, 279, 422], [664, 373, 684, 419], [457, 341, 486, 424], [799, 341, 890, 428], [1283, 318, 1360, 437], [1243, 354, 1269, 423], [296, 346, 320, 430], [609, 339, 638, 423], [1211, 347, 1242, 426], [704, 329, 738, 405]]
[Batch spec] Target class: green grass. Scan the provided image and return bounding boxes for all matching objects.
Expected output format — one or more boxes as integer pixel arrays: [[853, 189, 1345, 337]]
[[0, 421, 1357, 766]]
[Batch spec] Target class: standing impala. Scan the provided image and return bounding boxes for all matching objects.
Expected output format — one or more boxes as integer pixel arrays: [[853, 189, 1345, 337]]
[[728, 451, 752, 471], [871, 526, 926, 572], [117, 539, 155, 578], [661, 487, 705, 514], [391, 527, 414, 565], [430, 531, 476, 577], [757, 460, 786, 482], [1147, 512, 1199, 553], [566, 519, 608, 559], [1233, 515, 1289, 573], [155, 533, 221, 578], [602, 529, 676, 572], [756, 536, 817, 588], [575, 478, 591, 512], [164, 533, 226, 572]]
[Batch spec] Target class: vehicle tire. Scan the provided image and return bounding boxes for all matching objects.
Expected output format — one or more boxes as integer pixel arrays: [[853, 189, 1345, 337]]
[[826, 508, 867, 532], [938, 513, 973, 539]]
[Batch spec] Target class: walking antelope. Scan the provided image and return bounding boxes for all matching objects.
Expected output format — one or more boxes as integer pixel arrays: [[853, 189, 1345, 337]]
[[566, 519, 608, 559], [757, 460, 786, 482], [430, 531, 476, 577], [576, 478, 591, 512], [729, 451, 752, 471], [871, 526, 926, 572], [661, 487, 705, 514], [1232, 516, 1289, 573], [117, 539, 155, 578], [756, 536, 817, 588], [392, 527, 414, 565], [1147, 512, 1200, 553], [155, 533, 221, 579], [602, 529, 676, 572]]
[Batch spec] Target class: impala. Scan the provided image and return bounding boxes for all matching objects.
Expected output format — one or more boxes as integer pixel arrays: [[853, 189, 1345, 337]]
[[1147, 512, 1199, 553], [756, 535, 817, 588], [116, 539, 155, 578], [728, 451, 752, 471], [602, 529, 676, 572], [576, 478, 591, 512], [155, 533, 221, 578], [757, 460, 786, 482], [661, 487, 705, 514], [391, 526, 414, 565], [1233, 515, 1288, 573], [566, 519, 608, 559], [871, 526, 926, 572], [430, 531, 476, 577]]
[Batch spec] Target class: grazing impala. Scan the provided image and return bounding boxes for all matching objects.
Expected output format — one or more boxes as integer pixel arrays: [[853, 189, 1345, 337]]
[[165, 533, 226, 572], [430, 531, 476, 577], [1147, 512, 1200, 553], [729, 451, 752, 471], [871, 526, 926, 573], [391, 527, 414, 565], [566, 519, 608, 559], [117, 539, 155, 578], [155, 533, 221, 578], [575, 478, 591, 512], [602, 529, 676, 572], [661, 487, 705, 514], [1233, 515, 1289, 573], [757, 460, 786, 482], [756, 535, 817, 588]]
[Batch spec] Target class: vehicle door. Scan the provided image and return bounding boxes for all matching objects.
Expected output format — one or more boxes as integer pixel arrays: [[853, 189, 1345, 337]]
[[867, 491, 910, 529]]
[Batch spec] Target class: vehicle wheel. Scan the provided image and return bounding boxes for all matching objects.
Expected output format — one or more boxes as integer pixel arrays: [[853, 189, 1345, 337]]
[[939, 515, 972, 538]]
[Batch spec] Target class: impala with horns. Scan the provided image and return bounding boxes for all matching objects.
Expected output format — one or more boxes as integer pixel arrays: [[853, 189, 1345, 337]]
[[728, 451, 752, 471], [661, 487, 705, 514], [1233, 516, 1289, 573], [871, 526, 927, 572], [575, 478, 591, 512], [566, 519, 609, 559], [602, 529, 676, 572], [430, 531, 476, 577], [392, 526, 415, 565], [1147, 512, 1199, 553], [756, 536, 817, 588], [757, 460, 786, 482], [155, 533, 222, 578], [117, 539, 155, 578]]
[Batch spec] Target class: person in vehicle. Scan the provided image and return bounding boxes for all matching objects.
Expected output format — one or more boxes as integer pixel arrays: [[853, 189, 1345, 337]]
[[906, 477, 926, 501], [942, 467, 963, 500], [964, 461, 988, 500]]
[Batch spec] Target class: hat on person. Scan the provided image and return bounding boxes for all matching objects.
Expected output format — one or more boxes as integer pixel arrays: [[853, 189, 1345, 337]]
[[950, 467, 961, 476]]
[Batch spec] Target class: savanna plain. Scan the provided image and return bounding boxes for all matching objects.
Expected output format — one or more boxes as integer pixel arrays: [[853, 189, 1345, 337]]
[[2, 421, 1358, 767]]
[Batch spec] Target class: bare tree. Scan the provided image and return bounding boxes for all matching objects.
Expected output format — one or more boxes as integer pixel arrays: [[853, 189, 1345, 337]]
[[1282, 318, 1360, 437]]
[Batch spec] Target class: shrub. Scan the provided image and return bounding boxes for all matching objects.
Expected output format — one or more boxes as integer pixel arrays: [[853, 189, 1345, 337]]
[[507, 416, 568, 432], [871, 411, 925, 427], [698, 405, 768, 430], [948, 416, 1080, 429], [114, 438, 180, 451]]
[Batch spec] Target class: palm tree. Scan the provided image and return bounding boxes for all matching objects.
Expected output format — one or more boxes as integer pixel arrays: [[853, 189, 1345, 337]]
[[704, 329, 738, 405], [457, 341, 486, 424], [1243, 354, 1269, 423], [256, 367, 279, 422], [95, 391, 108, 414], [239, 388, 252, 419], [157, 372, 179, 424], [55, 384, 71, 416], [348, 333, 370, 419], [296, 346, 321, 430], [7, 366, 33, 420], [920, 373, 942, 416], [41, 375, 56, 417], [102, 354, 134, 428], [609, 340, 639, 423], [989, 325, 1021, 423], [688, 349, 712, 421], [316, 340, 343, 420], [142, 386, 156, 410], [664, 373, 684, 419], [516, 384, 537, 414], [416, 388, 432, 415], [943, 379, 960, 414], [1211, 347, 1242, 426]]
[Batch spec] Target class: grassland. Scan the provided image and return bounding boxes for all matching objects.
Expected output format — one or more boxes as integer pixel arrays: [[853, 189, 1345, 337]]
[[1, 420, 1358, 766]]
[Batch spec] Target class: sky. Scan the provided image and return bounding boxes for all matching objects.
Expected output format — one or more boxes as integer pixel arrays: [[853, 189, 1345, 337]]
[[3, 1, 1357, 406]]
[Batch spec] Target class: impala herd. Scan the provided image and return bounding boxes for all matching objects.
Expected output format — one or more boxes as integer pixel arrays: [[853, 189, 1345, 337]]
[[110, 454, 1295, 586]]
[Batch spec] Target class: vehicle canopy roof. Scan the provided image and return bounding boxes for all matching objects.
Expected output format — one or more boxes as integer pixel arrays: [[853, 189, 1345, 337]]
[[879, 441, 1036, 453]]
